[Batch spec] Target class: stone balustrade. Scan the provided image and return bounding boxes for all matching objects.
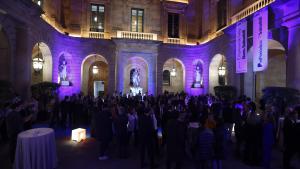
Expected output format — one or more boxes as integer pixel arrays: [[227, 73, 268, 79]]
[[116, 31, 158, 40], [231, 0, 275, 24], [89, 32, 105, 39], [167, 38, 181, 44]]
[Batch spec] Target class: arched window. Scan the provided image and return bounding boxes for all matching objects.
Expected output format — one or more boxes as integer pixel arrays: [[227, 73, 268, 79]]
[[163, 70, 170, 86]]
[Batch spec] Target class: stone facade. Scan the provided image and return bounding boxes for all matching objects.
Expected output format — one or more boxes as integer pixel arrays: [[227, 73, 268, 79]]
[[0, 0, 300, 100]]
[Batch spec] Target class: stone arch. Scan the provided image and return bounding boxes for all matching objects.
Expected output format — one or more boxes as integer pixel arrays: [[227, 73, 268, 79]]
[[0, 28, 11, 82], [31, 42, 53, 84], [81, 54, 109, 95], [245, 39, 286, 100], [209, 54, 227, 94], [124, 56, 149, 95], [162, 58, 186, 93]]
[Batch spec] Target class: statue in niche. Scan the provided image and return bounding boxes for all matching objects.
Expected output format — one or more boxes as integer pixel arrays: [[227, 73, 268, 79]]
[[195, 65, 201, 83], [193, 62, 203, 88], [130, 68, 141, 87], [58, 54, 70, 86], [59, 60, 67, 81]]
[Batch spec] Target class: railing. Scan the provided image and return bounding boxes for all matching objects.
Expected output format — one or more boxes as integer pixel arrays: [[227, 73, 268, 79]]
[[89, 32, 105, 39], [167, 38, 181, 44], [116, 31, 158, 40], [231, 0, 275, 24], [198, 0, 275, 45], [165, 0, 189, 4]]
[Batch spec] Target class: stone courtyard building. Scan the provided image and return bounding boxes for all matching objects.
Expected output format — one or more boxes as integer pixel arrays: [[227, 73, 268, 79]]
[[0, 0, 298, 99]]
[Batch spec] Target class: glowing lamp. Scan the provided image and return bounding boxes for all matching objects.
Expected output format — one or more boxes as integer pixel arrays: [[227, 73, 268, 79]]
[[71, 128, 86, 142], [170, 68, 176, 77], [218, 66, 226, 76], [32, 57, 44, 72], [92, 66, 99, 74]]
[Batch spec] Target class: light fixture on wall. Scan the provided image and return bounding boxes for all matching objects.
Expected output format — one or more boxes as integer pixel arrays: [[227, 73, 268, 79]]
[[32, 43, 44, 72], [218, 56, 226, 85], [33, 0, 42, 6], [218, 66, 226, 76], [92, 65, 99, 74], [92, 55, 99, 74], [170, 59, 176, 77]]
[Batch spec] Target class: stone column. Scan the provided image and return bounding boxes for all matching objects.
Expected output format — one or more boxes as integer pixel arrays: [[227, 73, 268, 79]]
[[285, 20, 300, 91], [14, 26, 31, 99]]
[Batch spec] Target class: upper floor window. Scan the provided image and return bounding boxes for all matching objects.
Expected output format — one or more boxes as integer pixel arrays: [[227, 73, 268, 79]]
[[168, 13, 179, 38], [131, 9, 144, 32], [33, 0, 43, 7], [217, 0, 227, 29], [90, 4, 105, 32]]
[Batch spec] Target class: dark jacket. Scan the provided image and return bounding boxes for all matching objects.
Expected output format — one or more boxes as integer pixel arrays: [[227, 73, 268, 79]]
[[197, 128, 214, 160], [214, 125, 226, 159], [283, 118, 297, 149], [95, 108, 112, 142], [114, 113, 128, 140], [6, 110, 23, 139], [166, 119, 186, 160], [138, 114, 155, 144]]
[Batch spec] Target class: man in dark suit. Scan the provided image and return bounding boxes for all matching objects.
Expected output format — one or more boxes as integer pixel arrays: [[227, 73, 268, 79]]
[[139, 107, 157, 168], [165, 111, 186, 169], [60, 96, 69, 128], [6, 102, 24, 163], [283, 108, 298, 169], [114, 105, 129, 158], [95, 103, 113, 160]]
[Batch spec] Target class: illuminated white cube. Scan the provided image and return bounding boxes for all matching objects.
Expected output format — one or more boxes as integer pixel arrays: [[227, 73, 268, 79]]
[[71, 128, 86, 142]]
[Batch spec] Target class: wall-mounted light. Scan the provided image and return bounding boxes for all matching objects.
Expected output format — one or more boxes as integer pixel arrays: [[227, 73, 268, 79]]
[[32, 43, 44, 72], [218, 66, 226, 76], [170, 68, 176, 77], [170, 59, 176, 77], [92, 65, 99, 74], [33, 58, 44, 72], [218, 56, 226, 85]]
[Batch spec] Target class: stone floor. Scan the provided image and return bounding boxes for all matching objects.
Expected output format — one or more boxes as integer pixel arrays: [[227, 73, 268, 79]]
[[1, 126, 299, 169]]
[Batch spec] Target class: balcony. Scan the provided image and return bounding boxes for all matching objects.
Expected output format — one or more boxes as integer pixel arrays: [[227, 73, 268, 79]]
[[166, 38, 182, 44], [116, 31, 158, 41], [89, 32, 105, 39], [231, 0, 275, 24]]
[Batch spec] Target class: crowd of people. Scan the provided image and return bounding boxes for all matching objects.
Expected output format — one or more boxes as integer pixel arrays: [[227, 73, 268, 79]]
[[1, 92, 300, 169]]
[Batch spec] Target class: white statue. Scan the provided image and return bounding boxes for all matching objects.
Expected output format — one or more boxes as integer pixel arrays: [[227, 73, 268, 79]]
[[132, 69, 141, 87], [59, 60, 67, 81], [195, 65, 201, 83]]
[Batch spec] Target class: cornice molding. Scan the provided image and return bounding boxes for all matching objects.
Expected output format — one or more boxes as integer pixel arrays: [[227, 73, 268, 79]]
[[162, 1, 188, 13], [281, 11, 300, 29]]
